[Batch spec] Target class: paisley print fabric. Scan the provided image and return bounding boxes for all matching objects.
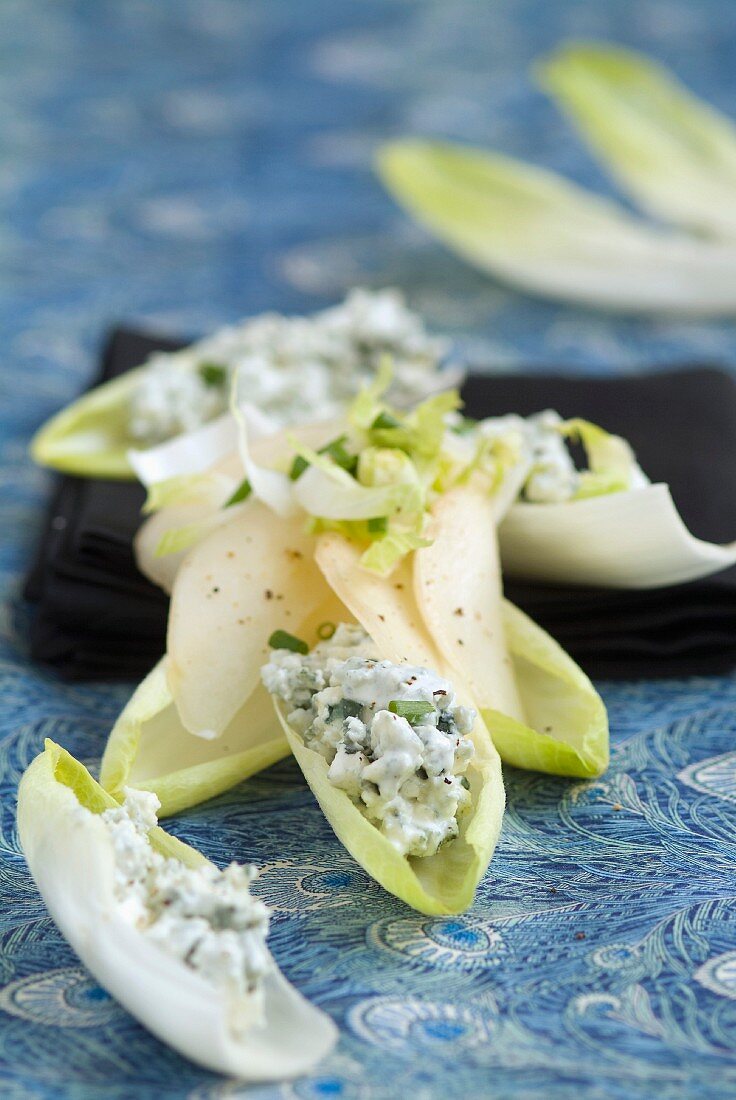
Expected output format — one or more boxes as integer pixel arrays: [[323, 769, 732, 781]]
[[3, 1, 736, 1095]]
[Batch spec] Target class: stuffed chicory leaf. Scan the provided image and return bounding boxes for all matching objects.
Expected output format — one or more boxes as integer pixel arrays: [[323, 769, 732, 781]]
[[18, 740, 337, 1079]]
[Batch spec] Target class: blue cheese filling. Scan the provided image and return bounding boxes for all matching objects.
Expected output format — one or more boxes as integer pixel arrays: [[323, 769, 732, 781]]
[[477, 410, 580, 503], [100, 790, 271, 998], [475, 409, 647, 503], [129, 288, 451, 445], [261, 625, 476, 859]]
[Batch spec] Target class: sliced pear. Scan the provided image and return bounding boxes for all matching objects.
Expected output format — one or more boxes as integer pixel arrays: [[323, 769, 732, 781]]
[[166, 502, 332, 739], [414, 483, 526, 724]]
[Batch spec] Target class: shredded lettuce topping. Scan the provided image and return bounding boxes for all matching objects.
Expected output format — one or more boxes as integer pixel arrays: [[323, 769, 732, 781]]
[[143, 356, 646, 575]]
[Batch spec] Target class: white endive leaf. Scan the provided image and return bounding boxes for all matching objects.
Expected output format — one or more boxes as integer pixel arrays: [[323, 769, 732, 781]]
[[273, 699, 504, 916], [100, 659, 289, 816], [377, 140, 736, 314], [17, 741, 337, 1080], [538, 43, 736, 239], [128, 413, 240, 487], [500, 482, 736, 588], [135, 422, 345, 595], [31, 368, 146, 479], [293, 463, 421, 521]]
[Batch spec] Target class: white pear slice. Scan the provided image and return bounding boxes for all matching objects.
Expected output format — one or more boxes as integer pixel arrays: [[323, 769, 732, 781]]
[[167, 502, 333, 738], [414, 483, 526, 723]]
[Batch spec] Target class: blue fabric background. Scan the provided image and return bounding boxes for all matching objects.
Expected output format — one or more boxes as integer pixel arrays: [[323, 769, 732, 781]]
[[2, 1, 736, 1096]]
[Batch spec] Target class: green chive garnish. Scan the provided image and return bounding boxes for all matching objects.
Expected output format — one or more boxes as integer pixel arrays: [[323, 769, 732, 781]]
[[268, 630, 309, 654], [368, 516, 388, 533], [371, 411, 402, 430], [224, 477, 252, 507], [321, 435, 359, 476], [317, 621, 337, 640], [289, 454, 309, 481], [289, 435, 358, 481], [198, 362, 228, 387], [388, 700, 435, 721]]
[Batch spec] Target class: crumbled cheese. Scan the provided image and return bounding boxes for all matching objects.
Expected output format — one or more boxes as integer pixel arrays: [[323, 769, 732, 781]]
[[261, 625, 475, 858], [129, 288, 451, 445], [478, 410, 580, 503], [100, 790, 271, 997]]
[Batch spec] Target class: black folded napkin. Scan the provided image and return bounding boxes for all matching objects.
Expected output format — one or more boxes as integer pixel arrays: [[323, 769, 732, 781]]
[[24, 330, 182, 679], [24, 329, 736, 681]]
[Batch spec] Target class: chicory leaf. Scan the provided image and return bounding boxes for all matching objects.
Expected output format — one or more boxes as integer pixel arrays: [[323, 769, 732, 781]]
[[538, 42, 736, 239], [18, 740, 336, 1079], [500, 482, 736, 588], [377, 139, 736, 314], [99, 659, 290, 817]]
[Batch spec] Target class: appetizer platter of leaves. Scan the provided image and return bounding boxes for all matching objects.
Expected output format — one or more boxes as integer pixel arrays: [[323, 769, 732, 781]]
[[22, 313, 736, 1079], [20, 43, 736, 1081]]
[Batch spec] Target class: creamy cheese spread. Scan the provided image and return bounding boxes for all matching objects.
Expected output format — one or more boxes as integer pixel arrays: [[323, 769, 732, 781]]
[[129, 288, 451, 445], [261, 625, 475, 858], [477, 409, 580, 503], [100, 790, 271, 997]]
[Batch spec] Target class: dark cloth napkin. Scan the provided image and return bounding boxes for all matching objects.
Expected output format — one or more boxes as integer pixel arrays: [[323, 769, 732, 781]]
[[24, 329, 736, 681], [24, 330, 183, 679]]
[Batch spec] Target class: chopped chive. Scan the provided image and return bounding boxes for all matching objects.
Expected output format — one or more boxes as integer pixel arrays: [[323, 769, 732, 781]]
[[289, 435, 359, 482], [224, 477, 252, 507], [289, 454, 309, 481], [371, 411, 402, 430], [368, 516, 388, 534], [321, 435, 359, 476], [316, 621, 337, 640], [268, 629, 309, 654], [388, 699, 435, 721], [198, 362, 228, 387]]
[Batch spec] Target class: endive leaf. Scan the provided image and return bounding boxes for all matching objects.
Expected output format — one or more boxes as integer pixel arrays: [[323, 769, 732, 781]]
[[18, 741, 336, 1079], [271, 687, 504, 916], [142, 472, 235, 516], [377, 139, 736, 314], [129, 413, 240, 487], [500, 482, 736, 588], [100, 659, 289, 817], [31, 368, 146, 479], [562, 417, 644, 500], [486, 601, 608, 777], [538, 42, 736, 238], [292, 460, 422, 522]]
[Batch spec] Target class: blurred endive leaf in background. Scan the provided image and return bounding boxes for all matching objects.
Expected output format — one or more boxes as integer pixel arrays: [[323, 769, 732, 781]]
[[537, 42, 736, 240], [376, 140, 736, 314]]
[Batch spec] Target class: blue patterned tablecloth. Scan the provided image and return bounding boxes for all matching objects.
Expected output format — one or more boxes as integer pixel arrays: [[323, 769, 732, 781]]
[[3, 2, 736, 1097]]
